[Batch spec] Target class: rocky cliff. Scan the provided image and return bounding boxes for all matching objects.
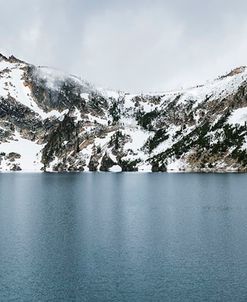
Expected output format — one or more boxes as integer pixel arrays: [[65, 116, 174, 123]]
[[0, 54, 247, 172]]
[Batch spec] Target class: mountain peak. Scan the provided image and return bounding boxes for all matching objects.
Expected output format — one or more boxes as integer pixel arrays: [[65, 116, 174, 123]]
[[0, 53, 8, 61], [0, 53, 27, 64], [225, 66, 246, 77], [8, 55, 26, 64]]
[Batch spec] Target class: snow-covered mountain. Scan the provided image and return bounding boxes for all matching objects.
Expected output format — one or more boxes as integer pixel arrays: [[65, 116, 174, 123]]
[[1, 53, 247, 172]]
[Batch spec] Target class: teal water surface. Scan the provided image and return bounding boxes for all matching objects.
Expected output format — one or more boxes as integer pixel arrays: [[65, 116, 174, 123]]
[[0, 173, 247, 301]]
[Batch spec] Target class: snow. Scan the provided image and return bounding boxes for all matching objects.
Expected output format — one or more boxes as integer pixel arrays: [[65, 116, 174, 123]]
[[94, 132, 113, 149], [45, 156, 61, 172], [79, 144, 93, 167], [0, 131, 43, 172], [0, 63, 45, 115], [1, 57, 247, 173], [99, 89, 122, 100], [73, 107, 82, 123], [122, 94, 154, 112], [241, 140, 247, 151], [0, 60, 12, 72], [152, 125, 180, 155], [123, 94, 136, 109], [121, 118, 149, 154], [177, 69, 247, 106], [137, 164, 152, 172], [109, 165, 122, 172], [80, 93, 89, 101], [87, 113, 108, 125], [139, 100, 154, 112], [122, 127, 149, 163], [166, 158, 188, 172], [120, 117, 137, 128], [108, 151, 117, 162], [228, 107, 247, 126], [0, 61, 65, 120], [118, 67, 247, 113]]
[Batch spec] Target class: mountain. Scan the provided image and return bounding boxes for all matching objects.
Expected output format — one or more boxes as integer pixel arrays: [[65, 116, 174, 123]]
[[0, 54, 247, 172]]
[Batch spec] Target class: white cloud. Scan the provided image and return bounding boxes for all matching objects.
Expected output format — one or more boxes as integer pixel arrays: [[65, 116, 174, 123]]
[[0, 0, 247, 92]]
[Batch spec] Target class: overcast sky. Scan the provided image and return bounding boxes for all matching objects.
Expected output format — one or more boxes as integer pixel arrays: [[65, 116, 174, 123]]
[[1, 0, 247, 92]]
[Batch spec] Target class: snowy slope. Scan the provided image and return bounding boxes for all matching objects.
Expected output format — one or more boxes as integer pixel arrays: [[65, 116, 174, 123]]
[[0, 131, 43, 172], [1, 54, 247, 172]]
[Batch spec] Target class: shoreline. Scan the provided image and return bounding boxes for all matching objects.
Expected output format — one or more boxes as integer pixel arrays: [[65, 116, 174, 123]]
[[0, 169, 246, 174]]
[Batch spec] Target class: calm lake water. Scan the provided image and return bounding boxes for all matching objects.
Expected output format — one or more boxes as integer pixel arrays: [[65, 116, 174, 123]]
[[1, 173, 247, 301]]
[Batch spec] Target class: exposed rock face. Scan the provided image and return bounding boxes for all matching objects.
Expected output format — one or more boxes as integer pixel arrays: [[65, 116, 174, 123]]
[[100, 153, 116, 171], [1, 53, 247, 172]]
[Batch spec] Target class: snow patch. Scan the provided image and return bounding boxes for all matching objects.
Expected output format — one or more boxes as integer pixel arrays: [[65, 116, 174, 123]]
[[228, 107, 247, 126], [0, 131, 44, 172], [109, 165, 122, 172]]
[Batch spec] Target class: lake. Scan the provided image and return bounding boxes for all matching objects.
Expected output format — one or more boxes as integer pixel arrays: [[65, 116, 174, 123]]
[[0, 173, 247, 301]]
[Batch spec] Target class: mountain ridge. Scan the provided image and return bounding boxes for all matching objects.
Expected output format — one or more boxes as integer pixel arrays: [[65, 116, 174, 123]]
[[0, 54, 247, 172]]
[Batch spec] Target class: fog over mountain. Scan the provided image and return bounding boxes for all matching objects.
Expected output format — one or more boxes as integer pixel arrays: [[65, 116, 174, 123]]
[[1, 0, 247, 92]]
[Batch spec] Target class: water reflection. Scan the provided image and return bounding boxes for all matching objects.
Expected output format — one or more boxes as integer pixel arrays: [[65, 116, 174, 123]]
[[0, 173, 247, 301]]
